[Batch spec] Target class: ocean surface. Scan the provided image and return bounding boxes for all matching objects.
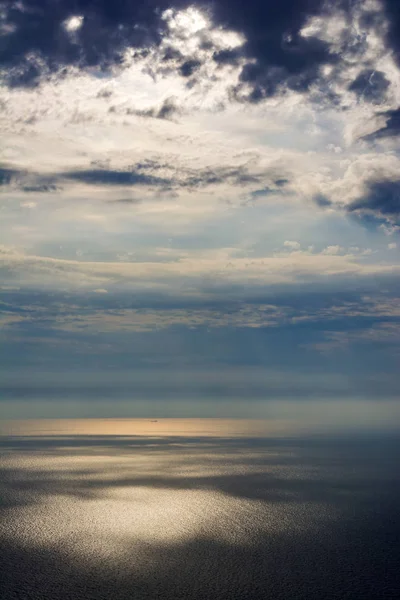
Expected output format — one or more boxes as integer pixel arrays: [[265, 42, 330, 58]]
[[0, 419, 399, 600]]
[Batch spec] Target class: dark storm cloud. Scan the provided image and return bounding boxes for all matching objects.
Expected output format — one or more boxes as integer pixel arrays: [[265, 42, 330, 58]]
[[3, 1, 399, 107], [0, 0, 346, 101], [348, 179, 400, 220], [349, 180, 400, 218], [179, 59, 201, 77], [317, 175, 400, 225], [363, 109, 400, 140], [0, 0, 170, 87], [348, 69, 390, 104], [384, 0, 400, 67], [211, 0, 361, 102]]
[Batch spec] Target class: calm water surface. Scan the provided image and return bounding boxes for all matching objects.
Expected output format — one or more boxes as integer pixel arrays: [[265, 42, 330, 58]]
[[0, 419, 399, 599]]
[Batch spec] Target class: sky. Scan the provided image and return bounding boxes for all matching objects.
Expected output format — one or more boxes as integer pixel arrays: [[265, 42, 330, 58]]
[[0, 0, 400, 422]]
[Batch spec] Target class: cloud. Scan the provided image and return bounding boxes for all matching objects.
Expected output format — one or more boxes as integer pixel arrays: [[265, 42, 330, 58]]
[[0, 164, 59, 192], [127, 97, 182, 121], [314, 194, 332, 207], [62, 15, 84, 34], [2, 291, 400, 335], [0, 165, 25, 185], [384, 0, 400, 66], [349, 180, 400, 219], [1, 0, 397, 116], [2, 2, 400, 235], [63, 168, 169, 187], [0, 1, 400, 414], [212, 0, 347, 103], [0, 2, 246, 90], [303, 152, 400, 226], [348, 69, 390, 104], [321, 245, 343, 256], [283, 240, 300, 250], [1, 243, 399, 295], [0, 157, 289, 200], [311, 321, 400, 354], [362, 109, 400, 140]]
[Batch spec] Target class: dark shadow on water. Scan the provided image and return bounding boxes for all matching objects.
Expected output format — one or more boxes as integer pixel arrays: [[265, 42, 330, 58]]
[[0, 434, 399, 505], [1, 508, 399, 600]]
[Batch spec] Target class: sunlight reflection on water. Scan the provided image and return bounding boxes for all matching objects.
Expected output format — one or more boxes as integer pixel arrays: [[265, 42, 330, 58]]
[[0, 420, 399, 600]]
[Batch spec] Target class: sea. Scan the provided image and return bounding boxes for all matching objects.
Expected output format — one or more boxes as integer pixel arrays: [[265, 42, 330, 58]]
[[0, 419, 399, 599]]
